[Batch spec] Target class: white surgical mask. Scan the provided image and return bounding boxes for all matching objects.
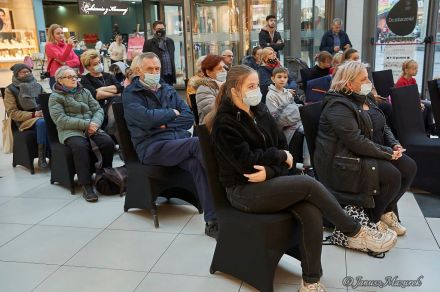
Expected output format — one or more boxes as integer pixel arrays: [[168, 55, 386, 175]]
[[94, 63, 104, 73], [216, 71, 227, 82], [359, 82, 373, 96], [243, 88, 262, 106], [143, 73, 161, 88]]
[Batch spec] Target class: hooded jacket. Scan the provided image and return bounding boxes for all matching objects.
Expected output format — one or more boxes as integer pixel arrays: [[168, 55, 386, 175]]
[[266, 84, 302, 143], [314, 90, 398, 207], [211, 98, 289, 188], [45, 41, 81, 77], [49, 85, 103, 143], [194, 77, 220, 124], [258, 25, 284, 54], [241, 55, 259, 70], [122, 77, 193, 162]]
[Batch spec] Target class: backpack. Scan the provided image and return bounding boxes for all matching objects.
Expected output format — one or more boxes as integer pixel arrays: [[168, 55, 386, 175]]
[[324, 205, 387, 258], [89, 131, 127, 196]]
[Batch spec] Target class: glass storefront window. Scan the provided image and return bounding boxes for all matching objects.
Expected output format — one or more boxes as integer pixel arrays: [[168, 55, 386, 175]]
[[433, 5, 440, 79], [300, 0, 326, 67], [374, 0, 429, 92]]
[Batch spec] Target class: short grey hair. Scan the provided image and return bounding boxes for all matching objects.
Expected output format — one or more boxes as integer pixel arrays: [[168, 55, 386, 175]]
[[54, 66, 76, 81], [130, 52, 161, 71], [332, 18, 343, 25]]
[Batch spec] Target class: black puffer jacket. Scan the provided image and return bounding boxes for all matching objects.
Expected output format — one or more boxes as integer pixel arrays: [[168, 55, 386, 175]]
[[314, 91, 398, 208], [211, 98, 289, 188]]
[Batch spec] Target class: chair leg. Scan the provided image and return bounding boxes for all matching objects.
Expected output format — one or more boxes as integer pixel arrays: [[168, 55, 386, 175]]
[[152, 204, 159, 228]]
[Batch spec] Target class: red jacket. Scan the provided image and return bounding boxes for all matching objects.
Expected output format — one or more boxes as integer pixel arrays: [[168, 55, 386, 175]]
[[45, 41, 81, 77], [395, 76, 417, 88]]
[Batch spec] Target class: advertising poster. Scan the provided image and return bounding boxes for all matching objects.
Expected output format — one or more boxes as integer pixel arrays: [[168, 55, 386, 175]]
[[0, 8, 13, 32], [127, 33, 144, 61]]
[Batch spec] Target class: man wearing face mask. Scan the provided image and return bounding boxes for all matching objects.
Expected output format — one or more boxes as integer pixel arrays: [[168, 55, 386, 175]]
[[123, 52, 218, 239], [142, 20, 176, 85]]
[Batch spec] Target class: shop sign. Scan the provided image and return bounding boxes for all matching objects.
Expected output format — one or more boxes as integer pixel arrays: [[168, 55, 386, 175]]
[[383, 41, 416, 82], [386, 0, 417, 36], [79, 0, 129, 16]]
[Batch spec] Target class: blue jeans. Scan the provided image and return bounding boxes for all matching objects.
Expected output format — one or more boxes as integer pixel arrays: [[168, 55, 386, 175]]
[[142, 137, 216, 222], [34, 118, 49, 146]]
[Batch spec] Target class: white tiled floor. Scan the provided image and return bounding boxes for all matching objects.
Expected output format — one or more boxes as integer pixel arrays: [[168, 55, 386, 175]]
[[0, 151, 439, 292]]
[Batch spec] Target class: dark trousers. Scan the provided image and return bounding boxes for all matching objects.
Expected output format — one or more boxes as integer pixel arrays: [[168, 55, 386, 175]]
[[226, 175, 361, 283], [370, 154, 417, 222], [65, 134, 115, 185], [142, 137, 216, 222], [163, 74, 174, 85]]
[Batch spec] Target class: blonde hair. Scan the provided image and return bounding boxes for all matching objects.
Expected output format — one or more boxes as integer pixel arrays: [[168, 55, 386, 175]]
[[331, 61, 367, 93], [261, 47, 275, 64], [401, 59, 417, 76], [47, 24, 62, 43], [332, 52, 343, 66], [205, 65, 256, 131], [80, 49, 100, 68]]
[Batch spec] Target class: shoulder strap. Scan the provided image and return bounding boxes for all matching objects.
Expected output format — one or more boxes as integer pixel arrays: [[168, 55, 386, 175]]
[[89, 134, 103, 170]]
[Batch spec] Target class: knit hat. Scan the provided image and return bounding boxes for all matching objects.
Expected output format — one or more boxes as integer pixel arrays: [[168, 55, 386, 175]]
[[10, 63, 31, 77]]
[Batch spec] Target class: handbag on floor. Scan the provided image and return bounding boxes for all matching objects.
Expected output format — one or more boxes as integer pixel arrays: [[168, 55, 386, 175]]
[[323, 205, 387, 258], [2, 114, 13, 154]]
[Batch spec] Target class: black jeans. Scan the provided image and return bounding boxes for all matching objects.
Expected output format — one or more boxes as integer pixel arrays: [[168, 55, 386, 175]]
[[370, 154, 417, 222], [65, 134, 115, 185], [226, 175, 361, 283]]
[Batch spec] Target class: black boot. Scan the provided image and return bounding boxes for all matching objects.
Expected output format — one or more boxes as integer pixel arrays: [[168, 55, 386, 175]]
[[37, 144, 48, 168], [82, 184, 98, 202], [205, 220, 219, 239]]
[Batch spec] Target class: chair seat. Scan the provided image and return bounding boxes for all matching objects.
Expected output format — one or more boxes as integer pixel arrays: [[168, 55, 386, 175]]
[[12, 128, 38, 174]]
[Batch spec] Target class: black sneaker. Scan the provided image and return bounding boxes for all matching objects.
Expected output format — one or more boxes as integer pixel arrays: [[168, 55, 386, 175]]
[[205, 220, 219, 239], [82, 184, 98, 202]]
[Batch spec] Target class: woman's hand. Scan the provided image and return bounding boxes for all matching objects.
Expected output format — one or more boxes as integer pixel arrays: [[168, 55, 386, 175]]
[[34, 110, 43, 118], [284, 150, 294, 169], [87, 122, 99, 135], [391, 150, 402, 160], [67, 36, 76, 46], [243, 165, 266, 183]]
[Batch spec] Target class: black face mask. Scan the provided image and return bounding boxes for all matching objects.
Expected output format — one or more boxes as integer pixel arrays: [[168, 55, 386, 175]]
[[267, 58, 278, 64], [155, 29, 166, 38]]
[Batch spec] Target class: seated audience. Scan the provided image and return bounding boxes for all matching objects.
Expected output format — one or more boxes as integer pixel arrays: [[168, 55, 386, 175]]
[[265, 67, 311, 173], [186, 55, 206, 106], [194, 54, 226, 124], [207, 65, 396, 292], [122, 52, 218, 238], [303, 51, 332, 89], [315, 61, 417, 236], [4, 63, 48, 168], [342, 48, 360, 62], [109, 61, 128, 85], [241, 46, 263, 70], [330, 51, 343, 75], [258, 47, 297, 102], [123, 67, 135, 87], [395, 59, 435, 134], [49, 66, 115, 202]]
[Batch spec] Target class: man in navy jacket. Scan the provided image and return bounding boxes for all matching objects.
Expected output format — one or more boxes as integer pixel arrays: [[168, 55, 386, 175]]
[[123, 52, 217, 238], [319, 18, 352, 54]]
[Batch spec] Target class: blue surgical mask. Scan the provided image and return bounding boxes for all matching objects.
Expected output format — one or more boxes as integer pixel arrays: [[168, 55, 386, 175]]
[[94, 63, 104, 73], [243, 88, 262, 106], [143, 73, 161, 88]]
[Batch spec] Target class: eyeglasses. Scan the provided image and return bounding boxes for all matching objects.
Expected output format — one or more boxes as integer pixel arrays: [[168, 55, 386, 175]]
[[60, 75, 79, 80]]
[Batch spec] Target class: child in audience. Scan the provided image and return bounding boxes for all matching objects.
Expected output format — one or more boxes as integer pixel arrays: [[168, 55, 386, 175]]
[[329, 51, 343, 75], [266, 67, 312, 174]]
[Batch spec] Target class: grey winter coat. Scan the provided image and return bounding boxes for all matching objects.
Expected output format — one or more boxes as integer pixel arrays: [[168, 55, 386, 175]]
[[194, 77, 220, 124]]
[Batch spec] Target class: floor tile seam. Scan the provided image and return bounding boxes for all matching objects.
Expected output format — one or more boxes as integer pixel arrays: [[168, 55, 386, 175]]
[[0, 259, 60, 266], [145, 232, 181, 275], [61, 263, 148, 273], [0, 223, 35, 248], [392, 246, 440, 252], [30, 262, 65, 292], [104, 226, 182, 235], [31, 198, 81, 226], [424, 217, 440, 249], [35, 223, 105, 230], [0, 197, 14, 206], [177, 213, 196, 235], [14, 178, 49, 196]]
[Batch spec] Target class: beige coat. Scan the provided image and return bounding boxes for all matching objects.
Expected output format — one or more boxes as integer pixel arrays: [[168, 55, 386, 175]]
[[3, 87, 40, 131]]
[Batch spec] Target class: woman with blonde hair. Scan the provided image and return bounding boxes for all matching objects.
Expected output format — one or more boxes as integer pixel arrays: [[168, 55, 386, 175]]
[[45, 24, 81, 88], [207, 64, 397, 292], [186, 55, 206, 106], [315, 61, 417, 236]]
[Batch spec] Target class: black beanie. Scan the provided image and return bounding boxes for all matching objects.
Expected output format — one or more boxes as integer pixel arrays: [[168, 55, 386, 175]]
[[10, 63, 31, 77]]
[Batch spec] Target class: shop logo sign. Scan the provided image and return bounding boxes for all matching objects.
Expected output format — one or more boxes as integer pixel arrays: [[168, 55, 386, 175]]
[[79, 0, 129, 16], [386, 0, 418, 36]]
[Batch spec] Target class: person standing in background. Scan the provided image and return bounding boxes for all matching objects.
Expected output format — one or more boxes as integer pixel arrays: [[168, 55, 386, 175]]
[[95, 38, 103, 52], [221, 49, 234, 71], [319, 18, 352, 54], [143, 20, 176, 85], [108, 35, 127, 64], [259, 15, 284, 59]]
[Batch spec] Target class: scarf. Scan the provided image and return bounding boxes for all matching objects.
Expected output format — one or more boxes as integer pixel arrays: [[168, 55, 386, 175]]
[[12, 75, 42, 111], [53, 82, 83, 95]]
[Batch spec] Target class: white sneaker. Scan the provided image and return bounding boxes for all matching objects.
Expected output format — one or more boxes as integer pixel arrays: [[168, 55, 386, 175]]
[[380, 211, 406, 236], [299, 281, 326, 292], [377, 220, 397, 237], [347, 225, 397, 253]]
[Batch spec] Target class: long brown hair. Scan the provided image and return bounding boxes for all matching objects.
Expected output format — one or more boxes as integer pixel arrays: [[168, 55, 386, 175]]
[[205, 65, 256, 131]]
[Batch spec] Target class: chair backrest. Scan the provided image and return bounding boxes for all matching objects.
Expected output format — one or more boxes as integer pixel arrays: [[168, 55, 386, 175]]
[[299, 102, 323, 169], [189, 94, 199, 125], [197, 125, 230, 210], [299, 68, 312, 90], [390, 85, 426, 144], [0, 87, 5, 99], [427, 79, 440, 132], [305, 75, 331, 103], [372, 69, 394, 98], [39, 93, 62, 144], [112, 102, 141, 163]]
